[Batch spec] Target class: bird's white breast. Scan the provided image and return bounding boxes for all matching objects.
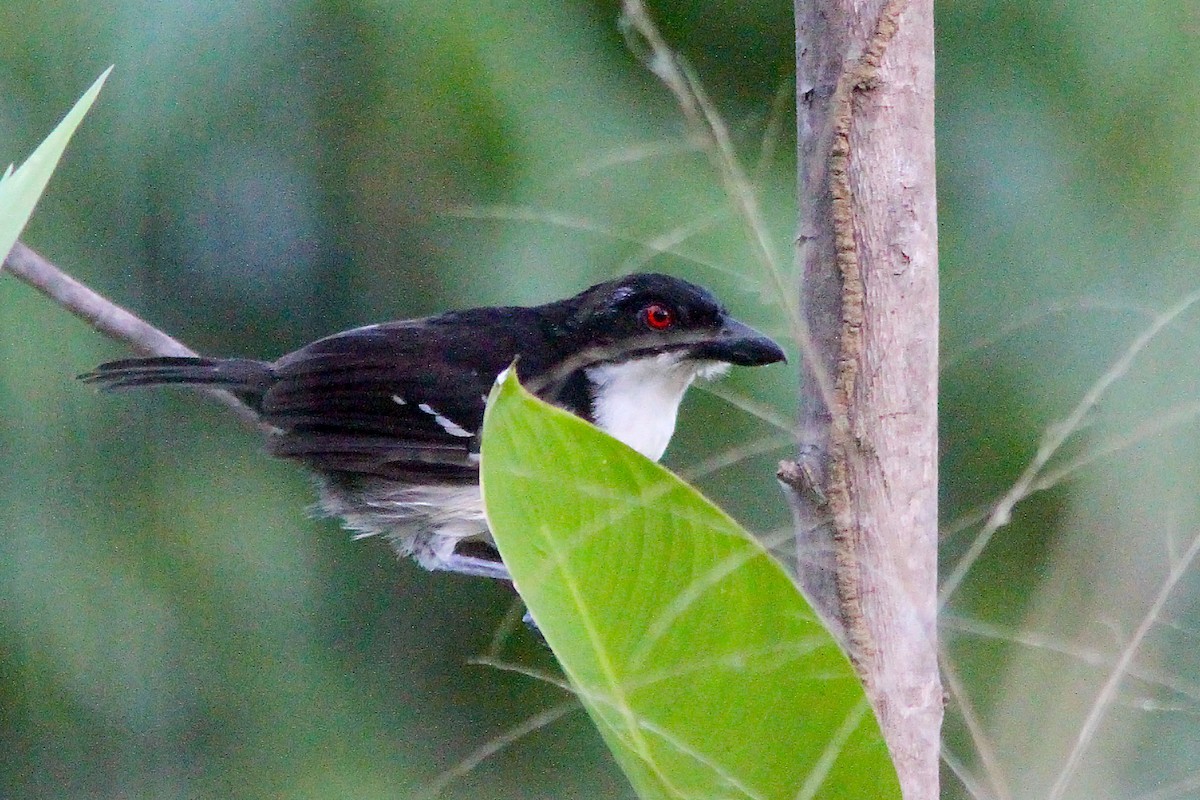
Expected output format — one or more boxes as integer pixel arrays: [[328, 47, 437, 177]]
[[585, 353, 725, 461]]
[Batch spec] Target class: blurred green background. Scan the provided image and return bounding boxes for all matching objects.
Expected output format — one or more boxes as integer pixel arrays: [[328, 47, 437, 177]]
[[3, 1, 1200, 798]]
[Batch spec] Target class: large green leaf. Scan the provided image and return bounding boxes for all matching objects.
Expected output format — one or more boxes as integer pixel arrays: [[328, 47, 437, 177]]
[[479, 371, 900, 800], [0, 67, 111, 260]]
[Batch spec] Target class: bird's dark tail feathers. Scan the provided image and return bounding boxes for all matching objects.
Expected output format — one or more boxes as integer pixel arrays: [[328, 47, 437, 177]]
[[80, 357, 275, 411]]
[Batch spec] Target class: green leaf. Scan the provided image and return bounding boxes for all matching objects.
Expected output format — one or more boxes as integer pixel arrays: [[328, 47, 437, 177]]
[[480, 371, 900, 800], [0, 66, 112, 260]]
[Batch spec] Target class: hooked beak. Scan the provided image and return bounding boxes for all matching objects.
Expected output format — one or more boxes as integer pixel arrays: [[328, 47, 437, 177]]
[[689, 318, 787, 366]]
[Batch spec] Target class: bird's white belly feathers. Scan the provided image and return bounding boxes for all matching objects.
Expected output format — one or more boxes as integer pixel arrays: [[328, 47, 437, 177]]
[[586, 353, 725, 461]]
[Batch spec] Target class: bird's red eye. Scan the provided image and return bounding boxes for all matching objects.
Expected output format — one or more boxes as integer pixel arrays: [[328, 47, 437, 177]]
[[642, 303, 674, 330]]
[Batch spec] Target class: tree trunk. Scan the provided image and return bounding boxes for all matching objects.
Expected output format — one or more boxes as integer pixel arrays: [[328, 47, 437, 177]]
[[782, 0, 941, 796]]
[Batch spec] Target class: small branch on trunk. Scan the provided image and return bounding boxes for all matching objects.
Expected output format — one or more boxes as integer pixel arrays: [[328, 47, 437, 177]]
[[2, 240, 268, 432]]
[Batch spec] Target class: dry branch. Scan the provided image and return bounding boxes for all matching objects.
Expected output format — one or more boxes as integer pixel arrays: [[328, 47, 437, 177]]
[[2, 240, 267, 432]]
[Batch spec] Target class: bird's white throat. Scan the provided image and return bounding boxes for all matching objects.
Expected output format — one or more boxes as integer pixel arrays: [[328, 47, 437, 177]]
[[585, 353, 727, 461]]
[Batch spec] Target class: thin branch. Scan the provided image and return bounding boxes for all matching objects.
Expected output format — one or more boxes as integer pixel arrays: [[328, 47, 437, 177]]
[[615, 204, 733, 277], [939, 644, 1013, 800], [412, 700, 580, 800], [1130, 771, 1200, 800], [939, 288, 1200, 605], [940, 296, 1158, 374], [1047, 525, 1200, 800], [677, 433, 792, 483], [940, 746, 994, 800], [617, 0, 833, 413], [447, 204, 747, 283], [697, 381, 798, 436], [558, 135, 708, 181], [2, 240, 269, 432], [468, 655, 575, 694], [940, 398, 1200, 544], [943, 614, 1200, 704], [751, 79, 795, 186]]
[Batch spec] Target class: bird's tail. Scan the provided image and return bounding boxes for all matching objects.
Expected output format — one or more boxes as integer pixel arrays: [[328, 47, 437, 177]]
[[80, 356, 275, 411]]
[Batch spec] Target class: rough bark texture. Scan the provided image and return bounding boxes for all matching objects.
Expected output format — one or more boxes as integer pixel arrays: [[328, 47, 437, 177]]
[[783, 0, 941, 796]]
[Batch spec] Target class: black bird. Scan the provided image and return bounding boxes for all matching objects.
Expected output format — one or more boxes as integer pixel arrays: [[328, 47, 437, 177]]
[[82, 273, 786, 580]]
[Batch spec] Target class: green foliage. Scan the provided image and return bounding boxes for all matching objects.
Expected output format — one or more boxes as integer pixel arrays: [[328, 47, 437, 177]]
[[0, 67, 109, 258], [4, 0, 1200, 797], [480, 371, 899, 800]]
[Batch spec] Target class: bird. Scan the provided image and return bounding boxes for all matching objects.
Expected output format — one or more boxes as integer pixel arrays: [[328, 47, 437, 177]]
[[81, 273, 786, 581]]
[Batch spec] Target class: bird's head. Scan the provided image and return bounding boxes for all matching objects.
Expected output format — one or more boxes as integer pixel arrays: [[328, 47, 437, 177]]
[[536, 273, 786, 461], [555, 272, 786, 371]]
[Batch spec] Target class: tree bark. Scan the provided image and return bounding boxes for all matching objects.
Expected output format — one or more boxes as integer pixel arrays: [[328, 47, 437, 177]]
[[782, 0, 941, 796]]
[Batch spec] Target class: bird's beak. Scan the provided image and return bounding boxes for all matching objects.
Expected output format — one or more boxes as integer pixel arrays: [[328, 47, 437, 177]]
[[690, 318, 787, 366]]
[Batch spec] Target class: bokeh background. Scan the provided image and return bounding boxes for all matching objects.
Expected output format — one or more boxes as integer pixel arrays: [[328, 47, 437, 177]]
[[2, 1, 1200, 798]]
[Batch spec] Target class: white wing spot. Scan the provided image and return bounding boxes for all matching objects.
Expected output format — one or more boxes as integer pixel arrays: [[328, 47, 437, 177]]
[[391, 394, 407, 406], [417, 402, 473, 439]]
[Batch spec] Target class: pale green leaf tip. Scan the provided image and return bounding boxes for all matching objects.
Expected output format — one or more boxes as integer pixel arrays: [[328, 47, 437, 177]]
[[0, 66, 113, 261], [43, 66, 112, 152], [76, 66, 114, 114], [485, 360, 526, 408]]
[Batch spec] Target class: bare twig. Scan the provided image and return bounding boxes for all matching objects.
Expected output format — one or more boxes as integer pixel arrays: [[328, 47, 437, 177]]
[[940, 746, 994, 800], [616, 204, 733, 277], [1130, 771, 1200, 800], [2, 240, 269, 432], [943, 614, 1200, 703], [697, 381, 798, 436], [939, 645, 1013, 800], [559, 135, 708, 181], [413, 700, 580, 800], [940, 398, 1200, 544], [940, 288, 1200, 606], [940, 296, 1158, 374], [468, 656, 575, 693], [751, 79, 796, 186], [447, 204, 743, 282], [1047, 525, 1200, 800], [618, 0, 828, 409], [678, 433, 791, 483]]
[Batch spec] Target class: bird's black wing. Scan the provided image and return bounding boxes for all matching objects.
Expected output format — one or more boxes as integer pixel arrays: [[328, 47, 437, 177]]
[[261, 316, 533, 482]]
